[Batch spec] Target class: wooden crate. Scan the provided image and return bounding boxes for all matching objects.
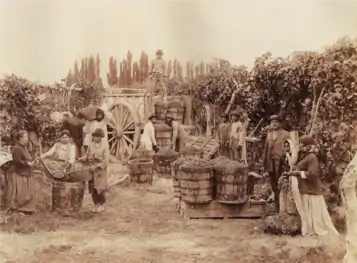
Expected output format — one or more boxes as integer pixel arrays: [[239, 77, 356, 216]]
[[179, 199, 265, 219], [185, 136, 219, 160]]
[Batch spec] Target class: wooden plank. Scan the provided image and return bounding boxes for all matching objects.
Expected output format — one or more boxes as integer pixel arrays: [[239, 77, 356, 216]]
[[180, 199, 265, 219]]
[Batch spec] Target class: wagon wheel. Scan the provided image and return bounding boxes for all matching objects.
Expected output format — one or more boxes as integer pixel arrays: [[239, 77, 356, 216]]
[[107, 103, 141, 161]]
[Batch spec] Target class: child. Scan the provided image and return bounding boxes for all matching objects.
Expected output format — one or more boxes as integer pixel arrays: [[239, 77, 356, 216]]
[[86, 128, 109, 213], [278, 140, 292, 214]]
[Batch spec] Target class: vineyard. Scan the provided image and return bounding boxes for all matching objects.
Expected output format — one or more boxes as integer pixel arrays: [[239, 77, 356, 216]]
[[2, 37, 357, 263], [1, 37, 357, 208]]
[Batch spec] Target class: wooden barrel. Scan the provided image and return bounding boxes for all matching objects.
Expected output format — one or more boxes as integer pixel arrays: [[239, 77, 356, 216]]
[[180, 162, 213, 204], [154, 124, 172, 149], [130, 149, 154, 160], [154, 150, 179, 178], [128, 158, 154, 184], [214, 160, 248, 204], [154, 101, 167, 120], [52, 181, 85, 214], [171, 157, 188, 198], [167, 99, 184, 124]]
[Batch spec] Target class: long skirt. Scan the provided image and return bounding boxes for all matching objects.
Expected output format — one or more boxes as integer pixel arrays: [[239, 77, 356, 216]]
[[5, 171, 36, 212], [300, 194, 339, 236], [88, 166, 108, 195]]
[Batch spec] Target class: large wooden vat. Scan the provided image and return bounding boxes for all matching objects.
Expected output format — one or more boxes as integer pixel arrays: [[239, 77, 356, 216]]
[[214, 160, 248, 204], [52, 181, 85, 214], [154, 101, 167, 121], [130, 149, 154, 160], [167, 99, 185, 124], [153, 149, 179, 178], [180, 161, 213, 204], [171, 157, 188, 198], [128, 158, 154, 184], [154, 124, 172, 149]]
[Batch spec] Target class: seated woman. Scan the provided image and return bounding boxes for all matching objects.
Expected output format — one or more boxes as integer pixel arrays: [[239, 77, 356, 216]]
[[287, 135, 339, 236], [41, 130, 77, 178], [86, 128, 109, 213], [6, 130, 36, 214]]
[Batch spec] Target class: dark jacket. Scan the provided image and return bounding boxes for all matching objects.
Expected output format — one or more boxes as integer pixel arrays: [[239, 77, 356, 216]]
[[296, 152, 322, 195], [11, 143, 33, 176]]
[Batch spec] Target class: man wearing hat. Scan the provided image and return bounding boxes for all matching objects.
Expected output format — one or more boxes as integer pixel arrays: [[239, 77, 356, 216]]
[[262, 114, 290, 209], [217, 113, 231, 157], [165, 114, 188, 152], [150, 49, 167, 94], [140, 114, 158, 152], [229, 110, 247, 161], [86, 128, 110, 213], [83, 108, 118, 153]]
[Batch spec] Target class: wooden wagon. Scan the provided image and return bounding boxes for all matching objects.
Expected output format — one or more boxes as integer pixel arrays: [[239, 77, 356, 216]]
[[102, 88, 153, 161], [103, 86, 194, 161]]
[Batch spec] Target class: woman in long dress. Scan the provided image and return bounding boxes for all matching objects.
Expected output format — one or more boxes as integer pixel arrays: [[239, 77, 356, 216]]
[[6, 130, 36, 214], [287, 135, 339, 236]]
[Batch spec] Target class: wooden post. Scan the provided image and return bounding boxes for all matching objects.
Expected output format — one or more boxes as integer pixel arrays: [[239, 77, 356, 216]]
[[205, 104, 212, 137]]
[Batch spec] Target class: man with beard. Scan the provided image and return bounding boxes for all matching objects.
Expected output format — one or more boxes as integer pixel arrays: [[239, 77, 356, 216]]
[[262, 115, 290, 209]]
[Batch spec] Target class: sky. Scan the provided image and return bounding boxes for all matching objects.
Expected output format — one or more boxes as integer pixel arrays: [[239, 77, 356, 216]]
[[0, 1, 357, 84]]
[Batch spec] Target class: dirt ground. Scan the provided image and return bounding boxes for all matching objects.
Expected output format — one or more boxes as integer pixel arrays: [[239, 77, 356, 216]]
[[0, 164, 346, 263]]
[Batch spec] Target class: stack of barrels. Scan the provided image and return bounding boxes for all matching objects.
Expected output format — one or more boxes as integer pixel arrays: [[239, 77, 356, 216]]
[[154, 124, 172, 149], [154, 97, 186, 125], [127, 149, 155, 185], [171, 155, 248, 205]]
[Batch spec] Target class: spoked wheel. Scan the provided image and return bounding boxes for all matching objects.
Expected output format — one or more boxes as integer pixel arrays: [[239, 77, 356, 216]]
[[107, 102, 141, 161]]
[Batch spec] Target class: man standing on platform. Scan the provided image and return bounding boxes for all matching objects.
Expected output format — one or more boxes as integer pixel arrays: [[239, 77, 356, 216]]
[[150, 49, 167, 94], [262, 115, 290, 209]]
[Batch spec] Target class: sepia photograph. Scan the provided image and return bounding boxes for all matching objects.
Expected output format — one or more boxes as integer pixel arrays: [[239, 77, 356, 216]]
[[0, 1, 356, 262]]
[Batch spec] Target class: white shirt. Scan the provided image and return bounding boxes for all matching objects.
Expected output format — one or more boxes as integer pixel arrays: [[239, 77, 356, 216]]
[[140, 121, 157, 151]]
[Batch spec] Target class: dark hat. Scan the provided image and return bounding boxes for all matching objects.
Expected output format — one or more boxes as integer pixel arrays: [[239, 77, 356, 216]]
[[165, 114, 175, 120], [269, 115, 281, 121], [230, 110, 240, 117], [96, 108, 104, 115], [156, 49, 163, 56], [299, 135, 316, 147], [221, 113, 229, 118], [59, 129, 70, 138], [148, 114, 157, 120], [92, 128, 105, 138]]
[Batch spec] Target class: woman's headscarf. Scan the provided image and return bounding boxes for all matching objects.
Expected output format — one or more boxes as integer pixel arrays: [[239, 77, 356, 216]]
[[298, 135, 319, 160], [282, 139, 298, 169]]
